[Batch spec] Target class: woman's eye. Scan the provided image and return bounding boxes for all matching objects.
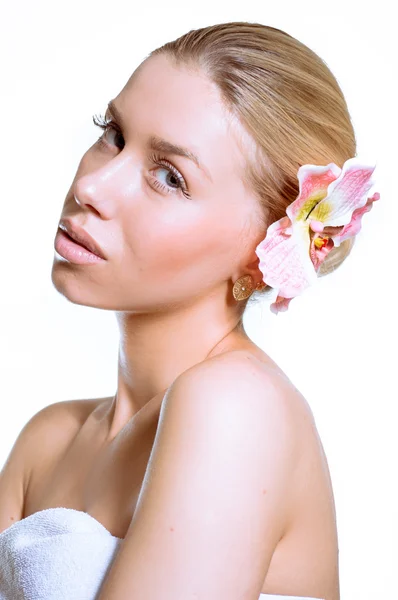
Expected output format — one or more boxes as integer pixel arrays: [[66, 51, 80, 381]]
[[92, 113, 191, 199], [92, 114, 125, 149], [106, 126, 125, 149], [101, 124, 125, 150], [148, 155, 191, 199], [150, 166, 183, 193]]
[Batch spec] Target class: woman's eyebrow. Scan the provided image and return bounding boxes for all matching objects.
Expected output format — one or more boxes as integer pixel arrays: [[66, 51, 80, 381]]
[[107, 100, 212, 182]]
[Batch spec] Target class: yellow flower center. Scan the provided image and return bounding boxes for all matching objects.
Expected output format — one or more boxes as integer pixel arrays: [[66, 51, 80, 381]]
[[313, 236, 329, 249]]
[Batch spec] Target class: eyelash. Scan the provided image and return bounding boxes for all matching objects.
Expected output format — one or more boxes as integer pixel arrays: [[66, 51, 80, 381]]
[[92, 113, 191, 199]]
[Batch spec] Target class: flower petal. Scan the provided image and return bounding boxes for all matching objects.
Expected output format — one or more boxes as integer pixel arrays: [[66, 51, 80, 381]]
[[309, 234, 335, 271], [331, 192, 380, 247], [255, 218, 317, 298], [286, 163, 341, 224], [270, 295, 294, 314], [309, 219, 324, 233], [309, 157, 378, 229]]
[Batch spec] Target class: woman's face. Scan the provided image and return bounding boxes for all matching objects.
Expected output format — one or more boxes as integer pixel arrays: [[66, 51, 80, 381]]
[[52, 54, 261, 311]]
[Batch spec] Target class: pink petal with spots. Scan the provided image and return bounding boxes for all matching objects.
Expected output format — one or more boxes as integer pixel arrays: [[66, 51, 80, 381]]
[[310, 158, 378, 232], [331, 192, 380, 246], [286, 163, 341, 224], [255, 218, 318, 298]]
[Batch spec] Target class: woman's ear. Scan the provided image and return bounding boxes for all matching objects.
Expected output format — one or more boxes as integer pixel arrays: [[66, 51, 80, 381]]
[[241, 253, 265, 289]]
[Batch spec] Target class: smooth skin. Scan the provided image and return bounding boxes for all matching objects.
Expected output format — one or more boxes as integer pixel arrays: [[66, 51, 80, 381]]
[[0, 54, 339, 599]]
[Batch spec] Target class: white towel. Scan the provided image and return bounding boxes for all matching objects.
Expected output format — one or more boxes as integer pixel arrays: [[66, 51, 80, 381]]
[[0, 507, 121, 599], [0, 507, 324, 599]]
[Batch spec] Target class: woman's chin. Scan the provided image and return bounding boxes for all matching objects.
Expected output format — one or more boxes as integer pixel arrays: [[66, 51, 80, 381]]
[[50, 261, 106, 308]]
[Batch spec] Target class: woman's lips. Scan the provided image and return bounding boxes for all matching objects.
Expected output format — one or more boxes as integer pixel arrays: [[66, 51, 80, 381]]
[[58, 219, 106, 259], [54, 228, 106, 264]]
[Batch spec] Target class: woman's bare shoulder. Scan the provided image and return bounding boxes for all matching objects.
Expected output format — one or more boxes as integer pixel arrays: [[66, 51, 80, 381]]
[[181, 344, 317, 436], [0, 397, 108, 533], [23, 397, 110, 482], [192, 343, 308, 399], [28, 396, 110, 438]]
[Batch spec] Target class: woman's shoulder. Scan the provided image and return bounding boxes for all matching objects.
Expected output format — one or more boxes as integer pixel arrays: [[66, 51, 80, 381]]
[[23, 397, 110, 481], [191, 339, 299, 389], [26, 396, 109, 441], [174, 344, 321, 474], [179, 343, 314, 423]]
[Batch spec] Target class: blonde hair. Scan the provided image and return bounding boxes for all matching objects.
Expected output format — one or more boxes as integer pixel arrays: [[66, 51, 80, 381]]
[[148, 21, 357, 307]]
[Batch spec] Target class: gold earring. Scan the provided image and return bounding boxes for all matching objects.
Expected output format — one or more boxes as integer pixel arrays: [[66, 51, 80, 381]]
[[232, 275, 267, 301], [232, 275, 253, 301]]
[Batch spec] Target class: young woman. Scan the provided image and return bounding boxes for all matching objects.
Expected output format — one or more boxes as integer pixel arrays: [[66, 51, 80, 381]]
[[0, 21, 379, 600]]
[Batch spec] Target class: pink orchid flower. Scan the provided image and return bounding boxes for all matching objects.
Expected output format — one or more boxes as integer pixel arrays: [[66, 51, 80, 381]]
[[255, 157, 380, 314]]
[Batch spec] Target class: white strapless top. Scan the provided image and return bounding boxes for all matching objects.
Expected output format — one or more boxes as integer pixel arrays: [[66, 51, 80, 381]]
[[0, 507, 323, 599]]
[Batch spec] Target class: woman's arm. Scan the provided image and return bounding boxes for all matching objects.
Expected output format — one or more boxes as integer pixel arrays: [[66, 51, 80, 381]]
[[96, 350, 300, 600], [0, 410, 41, 533]]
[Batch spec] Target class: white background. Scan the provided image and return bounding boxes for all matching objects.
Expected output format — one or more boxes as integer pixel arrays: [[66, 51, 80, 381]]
[[0, 1, 396, 598]]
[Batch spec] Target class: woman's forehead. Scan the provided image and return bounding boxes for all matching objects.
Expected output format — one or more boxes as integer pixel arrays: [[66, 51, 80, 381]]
[[113, 55, 253, 185]]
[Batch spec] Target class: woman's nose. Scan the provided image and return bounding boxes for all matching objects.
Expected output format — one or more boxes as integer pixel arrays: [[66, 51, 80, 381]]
[[73, 154, 136, 219]]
